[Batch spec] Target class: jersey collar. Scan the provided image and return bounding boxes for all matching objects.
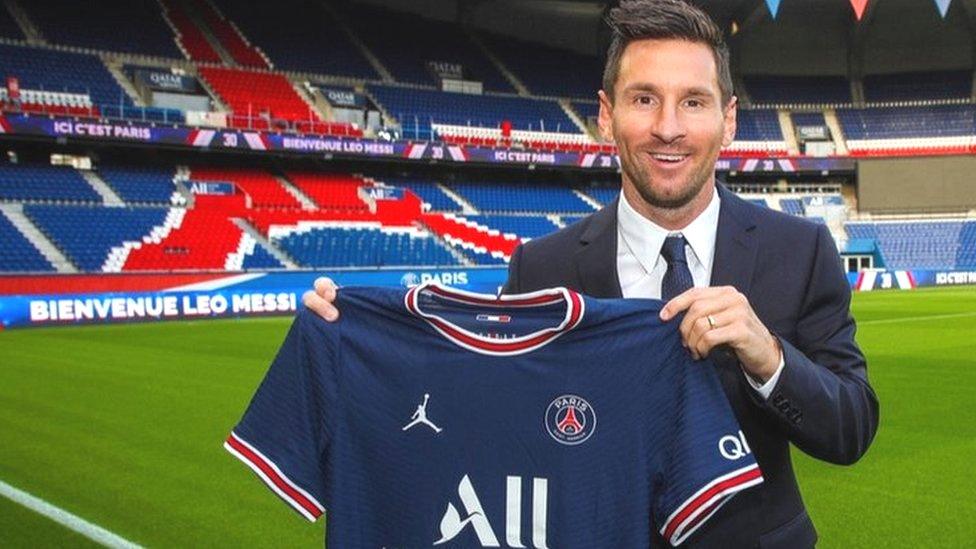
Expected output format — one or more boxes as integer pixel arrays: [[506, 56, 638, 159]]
[[404, 282, 585, 356]]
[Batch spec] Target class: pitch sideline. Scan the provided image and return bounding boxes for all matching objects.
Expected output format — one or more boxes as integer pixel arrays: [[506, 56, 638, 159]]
[[0, 478, 143, 548]]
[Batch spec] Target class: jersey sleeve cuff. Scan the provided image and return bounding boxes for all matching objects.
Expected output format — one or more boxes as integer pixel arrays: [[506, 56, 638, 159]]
[[659, 463, 764, 546], [224, 431, 325, 522]]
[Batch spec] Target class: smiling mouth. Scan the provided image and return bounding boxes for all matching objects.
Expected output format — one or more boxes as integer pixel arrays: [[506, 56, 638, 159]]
[[647, 152, 690, 164]]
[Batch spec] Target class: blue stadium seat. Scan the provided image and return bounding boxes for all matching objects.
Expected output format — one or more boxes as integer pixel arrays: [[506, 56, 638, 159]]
[[837, 105, 976, 140], [449, 182, 596, 214], [346, 4, 512, 92], [846, 221, 965, 270], [0, 44, 133, 108], [466, 215, 560, 239], [241, 243, 284, 270], [22, 0, 182, 58], [484, 34, 602, 99], [584, 187, 619, 207], [0, 212, 53, 272], [369, 85, 580, 140], [744, 75, 852, 105], [956, 222, 976, 269], [779, 198, 804, 216], [25, 205, 169, 271], [735, 110, 784, 141], [791, 112, 827, 129], [863, 71, 971, 103], [274, 226, 462, 268], [0, 164, 101, 203], [98, 166, 179, 204], [212, 0, 378, 79], [386, 179, 461, 212]]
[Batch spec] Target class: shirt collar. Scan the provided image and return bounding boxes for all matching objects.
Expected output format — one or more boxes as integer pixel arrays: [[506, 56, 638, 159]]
[[616, 186, 721, 274]]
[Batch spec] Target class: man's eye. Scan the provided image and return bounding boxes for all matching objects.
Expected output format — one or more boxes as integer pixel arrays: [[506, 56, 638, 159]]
[[635, 96, 652, 105], [685, 99, 704, 108]]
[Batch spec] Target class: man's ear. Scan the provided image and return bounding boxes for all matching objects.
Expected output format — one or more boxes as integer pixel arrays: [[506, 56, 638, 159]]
[[597, 89, 615, 143], [722, 95, 738, 147]]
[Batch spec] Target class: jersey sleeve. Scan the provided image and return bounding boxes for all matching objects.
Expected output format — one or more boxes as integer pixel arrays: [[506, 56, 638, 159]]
[[224, 309, 338, 522], [653, 345, 765, 546]]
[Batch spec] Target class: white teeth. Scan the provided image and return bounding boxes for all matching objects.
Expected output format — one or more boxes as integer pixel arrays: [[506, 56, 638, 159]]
[[651, 153, 687, 162]]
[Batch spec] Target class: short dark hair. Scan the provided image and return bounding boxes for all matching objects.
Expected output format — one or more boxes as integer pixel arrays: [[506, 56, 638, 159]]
[[602, 0, 733, 105]]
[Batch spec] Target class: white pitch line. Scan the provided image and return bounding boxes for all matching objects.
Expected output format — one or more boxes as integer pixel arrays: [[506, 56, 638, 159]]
[[859, 311, 976, 326], [0, 479, 143, 549]]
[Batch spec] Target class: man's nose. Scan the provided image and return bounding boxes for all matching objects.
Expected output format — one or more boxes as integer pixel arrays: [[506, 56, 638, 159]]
[[650, 104, 685, 144]]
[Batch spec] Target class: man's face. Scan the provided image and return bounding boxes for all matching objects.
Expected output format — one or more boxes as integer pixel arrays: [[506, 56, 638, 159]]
[[599, 39, 736, 210]]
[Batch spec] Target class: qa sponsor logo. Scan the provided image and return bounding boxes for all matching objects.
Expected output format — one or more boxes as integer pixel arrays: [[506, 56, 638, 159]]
[[545, 394, 596, 446], [718, 430, 752, 460]]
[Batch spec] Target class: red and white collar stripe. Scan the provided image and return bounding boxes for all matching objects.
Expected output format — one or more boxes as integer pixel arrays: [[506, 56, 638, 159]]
[[404, 282, 584, 356]]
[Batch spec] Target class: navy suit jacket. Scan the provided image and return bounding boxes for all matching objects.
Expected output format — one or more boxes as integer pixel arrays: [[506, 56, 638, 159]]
[[503, 184, 879, 548]]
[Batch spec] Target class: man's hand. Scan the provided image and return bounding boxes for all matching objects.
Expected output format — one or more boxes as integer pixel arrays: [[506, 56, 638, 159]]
[[659, 286, 781, 383], [302, 277, 340, 321]]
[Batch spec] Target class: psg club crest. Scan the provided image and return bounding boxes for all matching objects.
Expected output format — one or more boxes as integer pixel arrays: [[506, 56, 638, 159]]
[[545, 394, 596, 445]]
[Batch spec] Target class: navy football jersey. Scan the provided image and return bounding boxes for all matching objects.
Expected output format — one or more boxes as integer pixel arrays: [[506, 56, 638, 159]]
[[225, 283, 763, 547]]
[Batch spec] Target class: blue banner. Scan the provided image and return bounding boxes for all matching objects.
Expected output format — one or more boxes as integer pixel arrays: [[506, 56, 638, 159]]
[[0, 113, 857, 174], [0, 268, 508, 329]]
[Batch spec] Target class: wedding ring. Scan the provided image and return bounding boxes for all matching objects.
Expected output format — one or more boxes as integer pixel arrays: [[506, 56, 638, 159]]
[[707, 315, 717, 329]]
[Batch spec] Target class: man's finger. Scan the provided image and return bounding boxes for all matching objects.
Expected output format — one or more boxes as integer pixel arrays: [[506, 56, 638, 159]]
[[313, 277, 338, 300], [659, 287, 706, 321], [303, 290, 339, 321]]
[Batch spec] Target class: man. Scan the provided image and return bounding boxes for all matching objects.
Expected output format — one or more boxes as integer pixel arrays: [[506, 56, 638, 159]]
[[303, 1, 879, 546]]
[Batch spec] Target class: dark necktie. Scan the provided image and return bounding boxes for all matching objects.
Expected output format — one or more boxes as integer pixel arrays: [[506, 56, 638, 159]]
[[661, 235, 694, 301]]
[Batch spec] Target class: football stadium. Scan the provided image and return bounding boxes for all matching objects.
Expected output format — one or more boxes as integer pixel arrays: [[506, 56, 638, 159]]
[[0, 0, 974, 546]]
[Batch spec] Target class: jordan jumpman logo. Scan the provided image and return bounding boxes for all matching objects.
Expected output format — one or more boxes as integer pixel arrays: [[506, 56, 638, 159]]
[[402, 393, 443, 433]]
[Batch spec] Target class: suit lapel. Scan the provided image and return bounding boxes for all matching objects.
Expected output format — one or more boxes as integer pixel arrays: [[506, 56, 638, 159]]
[[575, 198, 623, 298], [710, 184, 759, 295]]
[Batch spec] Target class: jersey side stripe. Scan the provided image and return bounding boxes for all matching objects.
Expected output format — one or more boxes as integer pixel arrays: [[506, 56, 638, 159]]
[[224, 432, 325, 521], [661, 464, 764, 545]]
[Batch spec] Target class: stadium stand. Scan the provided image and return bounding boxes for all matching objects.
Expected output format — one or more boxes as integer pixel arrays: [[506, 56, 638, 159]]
[[197, 66, 313, 127], [466, 214, 560, 239], [22, 0, 183, 58], [0, 3, 25, 39], [779, 198, 805, 216], [482, 34, 602, 99], [386, 179, 462, 212], [159, 0, 223, 63], [791, 111, 828, 133], [25, 205, 169, 271], [449, 182, 596, 214], [190, 167, 300, 209], [420, 212, 516, 263], [956, 222, 976, 269], [863, 71, 972, 103], [582, 186, 620, 207], [0, 211, 53, 272], [344, 3, 513, 92], [743, 75, 852, 105], [210, 0, 376, 78], [837, 105, 976, 155], [846, 221, 966, 270], [369, 85, 580, 140], [726, 109, 788, 155], [572, 102, 600, 121], [283, 172, 369, 210], [0, 163, 101, 203], [97, 165, 182, 205], [0, 44, 130, 110], [273, 224, 460, 268], [192, 0, 269, 68], [240, 238, 285, 269]]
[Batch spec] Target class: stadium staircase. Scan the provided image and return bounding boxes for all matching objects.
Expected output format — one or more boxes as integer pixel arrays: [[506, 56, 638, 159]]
[[79, 170, 125, 206], [192, 0, 269, 69], [0, 203, 75, 272], [159, 0, 223, 64]]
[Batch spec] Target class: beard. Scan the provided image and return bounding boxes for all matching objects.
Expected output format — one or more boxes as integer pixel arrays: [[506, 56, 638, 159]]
[[620, 147, 715, 210]]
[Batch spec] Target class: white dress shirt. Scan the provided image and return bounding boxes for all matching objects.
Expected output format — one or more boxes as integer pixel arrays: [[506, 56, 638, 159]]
[[615, 188, 784, 398]]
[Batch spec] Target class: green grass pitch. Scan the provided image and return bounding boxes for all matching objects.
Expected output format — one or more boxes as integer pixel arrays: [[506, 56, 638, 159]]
[[1, 286, 974, 547]]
